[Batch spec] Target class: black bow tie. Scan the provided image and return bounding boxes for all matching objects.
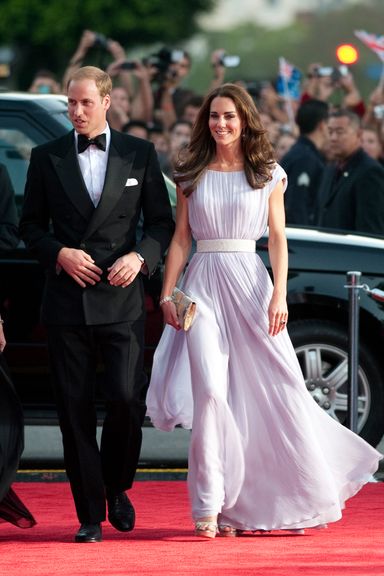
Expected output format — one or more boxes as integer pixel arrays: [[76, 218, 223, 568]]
[[77, 133, 106, 153]]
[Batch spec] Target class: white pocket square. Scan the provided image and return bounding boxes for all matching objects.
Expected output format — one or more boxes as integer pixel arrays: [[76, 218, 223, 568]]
[[125, 178, 138, 186]]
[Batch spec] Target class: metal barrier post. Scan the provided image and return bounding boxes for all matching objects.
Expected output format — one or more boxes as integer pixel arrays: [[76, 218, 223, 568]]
[[346, 271, 361, 433]]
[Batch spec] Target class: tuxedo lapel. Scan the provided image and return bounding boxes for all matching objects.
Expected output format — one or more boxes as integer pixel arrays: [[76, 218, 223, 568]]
[[49, 133, 95, 221], [83, 135, 135, 239]]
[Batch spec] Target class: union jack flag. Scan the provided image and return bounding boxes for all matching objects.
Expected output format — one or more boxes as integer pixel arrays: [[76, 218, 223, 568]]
[[279, 57, 294, 79], [277, 57, 302, 100], [355, 30, 384, 62]]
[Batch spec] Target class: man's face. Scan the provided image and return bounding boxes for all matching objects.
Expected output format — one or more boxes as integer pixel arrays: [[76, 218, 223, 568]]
[[183, 105, 200, 126], [361, 129, 382, 161], [327, 116, 361, 161], [169, 56, 190, 82], [67, 78, 110, 138], [170, 123, 192, 152]]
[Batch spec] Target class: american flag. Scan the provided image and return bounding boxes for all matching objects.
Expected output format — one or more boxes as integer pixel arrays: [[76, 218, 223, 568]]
[[355, 30, 384, 62]]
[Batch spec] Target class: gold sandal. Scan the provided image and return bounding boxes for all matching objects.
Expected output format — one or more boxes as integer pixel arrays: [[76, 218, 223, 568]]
[[218, 523, 238, 537], [194, 521, 218, 539]]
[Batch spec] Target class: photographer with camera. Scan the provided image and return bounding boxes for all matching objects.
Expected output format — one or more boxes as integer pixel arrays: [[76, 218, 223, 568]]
[[151, 48, 195, 130], [302, 63, 365, 117], [209, 49, 240, 92], [152, 47, 242, 130], [107, 59, 153, 126], [62, 30, 153, 127]]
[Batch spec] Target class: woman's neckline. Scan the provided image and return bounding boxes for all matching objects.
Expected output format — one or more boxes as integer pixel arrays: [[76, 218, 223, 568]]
[[207, 168, 244, 173]]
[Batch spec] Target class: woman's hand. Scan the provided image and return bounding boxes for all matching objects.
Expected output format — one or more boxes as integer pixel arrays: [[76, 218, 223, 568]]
[[268, 292, 288, 337], [161, 301, 181, 331]]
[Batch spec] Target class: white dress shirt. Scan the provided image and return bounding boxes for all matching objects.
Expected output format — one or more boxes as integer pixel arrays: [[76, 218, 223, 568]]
[[75, 124, 111, 207]]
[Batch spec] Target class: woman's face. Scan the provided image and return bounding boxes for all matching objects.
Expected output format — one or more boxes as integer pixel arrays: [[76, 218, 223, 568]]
[[208, 97, 243, 147], [361, 129, 382, 160]]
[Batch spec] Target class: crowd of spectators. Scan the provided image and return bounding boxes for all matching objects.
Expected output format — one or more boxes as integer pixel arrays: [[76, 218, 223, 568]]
[[23, 29, 384, 237]]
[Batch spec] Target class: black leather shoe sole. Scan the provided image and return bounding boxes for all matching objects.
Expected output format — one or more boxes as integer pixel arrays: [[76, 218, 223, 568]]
[[75, 523, 102, 543]]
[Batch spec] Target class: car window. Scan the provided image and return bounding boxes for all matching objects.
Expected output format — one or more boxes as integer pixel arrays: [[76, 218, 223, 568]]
[[0, 107, 71, 215], [0, 127, 35, 210]]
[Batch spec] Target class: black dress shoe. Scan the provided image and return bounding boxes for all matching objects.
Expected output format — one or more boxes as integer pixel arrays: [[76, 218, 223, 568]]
[[107, 492, 135, 532], [75, 523, 102, 543]]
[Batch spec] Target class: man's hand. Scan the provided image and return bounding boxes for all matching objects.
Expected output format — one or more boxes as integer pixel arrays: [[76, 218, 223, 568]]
[[107, 39, 126, 61], [57, 247, 102, 288], [107, 252, 143, 287]]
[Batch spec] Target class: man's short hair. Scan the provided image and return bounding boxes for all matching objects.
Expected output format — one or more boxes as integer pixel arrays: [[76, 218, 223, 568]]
[[328, 108, 361, 130], [296, 99, 329, 135], [67, 66, 112, 98]]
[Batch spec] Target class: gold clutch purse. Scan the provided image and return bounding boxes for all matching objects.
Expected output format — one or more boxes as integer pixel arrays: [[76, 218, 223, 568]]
[[172, 288, 197, 331]]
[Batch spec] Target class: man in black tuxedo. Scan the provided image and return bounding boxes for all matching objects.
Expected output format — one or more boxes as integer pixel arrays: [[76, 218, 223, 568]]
[[19, 66, 174, 542], [317, 109, 384, 236]]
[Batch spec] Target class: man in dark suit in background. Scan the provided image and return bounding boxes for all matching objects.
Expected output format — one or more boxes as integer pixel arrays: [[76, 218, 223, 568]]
[[19, 66, 174, 543], [317, 109, 384, 236], [281, 99, 328, 226]]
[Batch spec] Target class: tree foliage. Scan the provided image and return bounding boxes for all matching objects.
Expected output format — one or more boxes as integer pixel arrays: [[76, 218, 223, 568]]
[[0, 0, 215, 88]]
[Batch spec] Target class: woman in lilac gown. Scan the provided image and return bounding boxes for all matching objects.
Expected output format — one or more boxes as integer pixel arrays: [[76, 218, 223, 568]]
[[147, 84, 381, 538], [0, 318, 36, 528]]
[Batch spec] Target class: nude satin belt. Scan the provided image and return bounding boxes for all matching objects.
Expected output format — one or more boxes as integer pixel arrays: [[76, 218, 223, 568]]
[[196, 239, 256, 252]]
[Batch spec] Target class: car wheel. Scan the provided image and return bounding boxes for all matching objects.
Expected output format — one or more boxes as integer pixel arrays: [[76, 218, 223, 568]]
[[288, 319, 384, 447]]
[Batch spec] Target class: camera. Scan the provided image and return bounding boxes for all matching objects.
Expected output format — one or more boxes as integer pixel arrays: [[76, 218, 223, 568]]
[[219, 54, 240, 68], [373, 105, 384, 120], [315, 65, 348, 83], [93, 33, 109, 50], [119, 61, 138, 71], [145, 47, 186, 83]]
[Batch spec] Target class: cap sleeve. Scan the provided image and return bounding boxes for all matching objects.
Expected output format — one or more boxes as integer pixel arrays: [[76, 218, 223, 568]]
[[269, 163, 288, 195]]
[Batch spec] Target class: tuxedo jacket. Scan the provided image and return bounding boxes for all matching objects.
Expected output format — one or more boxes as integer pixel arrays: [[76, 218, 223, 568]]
[[19, 129, 174, 325], [317, 148, 384, 237]]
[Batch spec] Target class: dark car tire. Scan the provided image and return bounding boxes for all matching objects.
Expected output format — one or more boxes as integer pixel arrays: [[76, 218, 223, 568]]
[[288, 319, 384, 447]]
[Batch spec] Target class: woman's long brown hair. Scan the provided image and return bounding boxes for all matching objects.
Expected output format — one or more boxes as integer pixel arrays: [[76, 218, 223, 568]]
[[174, 83, 276, 196]]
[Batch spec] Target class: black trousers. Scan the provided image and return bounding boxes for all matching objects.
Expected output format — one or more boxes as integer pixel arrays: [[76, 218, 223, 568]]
[[47, 321, 147, 524]]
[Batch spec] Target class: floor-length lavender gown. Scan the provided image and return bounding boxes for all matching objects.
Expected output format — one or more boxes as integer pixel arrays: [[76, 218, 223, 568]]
[[147, 165, 382, 531]]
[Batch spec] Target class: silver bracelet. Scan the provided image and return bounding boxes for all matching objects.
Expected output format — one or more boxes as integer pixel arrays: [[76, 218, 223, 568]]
[[159, 295, 173, 306]]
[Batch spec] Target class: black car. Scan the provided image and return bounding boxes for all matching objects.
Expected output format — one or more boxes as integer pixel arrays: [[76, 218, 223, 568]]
[[1, 93, 383, 448], [0, 92, 71, 208]]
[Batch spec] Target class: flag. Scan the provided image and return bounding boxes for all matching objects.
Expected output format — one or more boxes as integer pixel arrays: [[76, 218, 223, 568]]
[[355, 30, 384, 62], [279, 57, 294, 80], [277, 57, 302, 100]]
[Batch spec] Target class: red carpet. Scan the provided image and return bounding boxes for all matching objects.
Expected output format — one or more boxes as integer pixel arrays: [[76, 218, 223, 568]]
[[0, 482, 383, 576]]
